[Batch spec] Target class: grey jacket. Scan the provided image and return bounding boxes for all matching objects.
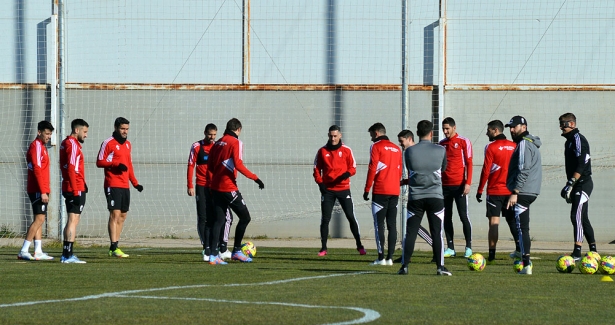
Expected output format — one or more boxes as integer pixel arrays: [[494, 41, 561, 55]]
[[507, 133, 542, 196], [405, 139, 447, 200]]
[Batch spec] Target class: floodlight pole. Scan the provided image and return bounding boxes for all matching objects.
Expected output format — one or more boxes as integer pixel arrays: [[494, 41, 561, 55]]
[[400, 0, 409, 245]]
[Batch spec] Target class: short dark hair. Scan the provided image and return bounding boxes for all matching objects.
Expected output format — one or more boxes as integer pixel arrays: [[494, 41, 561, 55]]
[[328, 125, 341, 133], [114, 117, 130, 129], [368, 122, 386, 135], [442, 117, 456, 127], [397, 129, 414, 142], [37, 120, 54, 132], [416, 120, 433, 138], [559, 112, 576, 122], [205, 123, 217, 133], [71, 119, 89, 133], [226, 118, 242, 132], [487, 120, 504, 133]]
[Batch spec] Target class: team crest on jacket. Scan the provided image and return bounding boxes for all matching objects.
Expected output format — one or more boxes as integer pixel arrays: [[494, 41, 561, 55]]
[[116, 145, 120, 150], [339, 152, 342, 157], [454, 143, 459, 148]]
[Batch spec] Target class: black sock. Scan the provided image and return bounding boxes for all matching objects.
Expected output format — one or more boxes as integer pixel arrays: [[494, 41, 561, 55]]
[[110, 242, 118, 252], [219, 242, 227, 253], [204, 246, 211, 256], [572, 245, 582, 257], [233, 246, 241, 254], [378, 253, 385, 261], [63, 241, 71, 258], [447, 240, 454, 250], [589, 243, 597, 252], [488, 249, 496, 261], [522, 255, 531, 267]]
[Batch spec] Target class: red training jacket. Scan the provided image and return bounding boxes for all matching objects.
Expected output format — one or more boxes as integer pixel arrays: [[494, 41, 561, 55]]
[[187, 140, 214, 188], [96, 136, 138, 189], [477, 136, 516, 196], [60, 136, 86, 196], [439, 133, 473, 186], [207, 131, 258, 192], [26, 138, 50, 194], [364, 137, 402, 196], [313, 143, 356, 191]]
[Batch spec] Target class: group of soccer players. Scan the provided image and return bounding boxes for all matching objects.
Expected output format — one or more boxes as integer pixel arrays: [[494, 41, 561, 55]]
[[18, 113, 598, 274]]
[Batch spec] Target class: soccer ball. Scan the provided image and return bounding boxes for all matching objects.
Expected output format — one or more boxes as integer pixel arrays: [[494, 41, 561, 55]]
[[599, 256, 615, 275], [513, 259, 532, 273], [467, 253, 486, 271], [586, 251, 601, 263], [241, 241, 256, 257], [555, 255, 576, 273], [579, 255, 599, 274]]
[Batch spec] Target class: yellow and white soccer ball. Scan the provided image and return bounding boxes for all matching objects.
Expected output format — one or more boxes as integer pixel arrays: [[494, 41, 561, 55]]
[[467, 253, 486, 271], [586, 251, 601, 263], [579, 255, 599, 274], [599, 256, 615, 275], [241, 241, 256, 258], [555, 255, 575, 273]]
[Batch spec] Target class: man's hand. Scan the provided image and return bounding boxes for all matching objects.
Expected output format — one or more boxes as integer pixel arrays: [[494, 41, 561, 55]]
[[187, 188, 195, 196], [117, 163, 128, 172], [463, 184, 471, 196], [41, 193, 49, 203], [318, 183, 326, 195], [476, 193, 482, 203], [561, 178, 577, 204], [363, 192, 369, 201], [335, 172, 351, 183], [135, 184, 144, 192], [506, 194, 517, 209], [255, 179, 265, 190], [84, 183, 88, 193]]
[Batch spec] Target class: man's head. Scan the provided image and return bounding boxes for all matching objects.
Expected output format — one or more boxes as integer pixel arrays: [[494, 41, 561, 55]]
[[37, 120, 54, 144], [505, 115, 527, 137], [204, 123, 218, 143], [486, 120, 504, 141], [558, 113, 577, 135], [226, 118, 242, 136], [114, 117, 130, 139], [328, 125, 342, 146], [397, 129, 415, 149], [71, 119, 89, 143], [367, 122, 386, 142], [441, 117, 457, 139], [416, 120, 433, 140]]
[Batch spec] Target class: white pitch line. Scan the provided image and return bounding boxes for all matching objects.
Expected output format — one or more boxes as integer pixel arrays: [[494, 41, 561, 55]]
[[0, 272, 373, 308], [116, 294, 380, 325]]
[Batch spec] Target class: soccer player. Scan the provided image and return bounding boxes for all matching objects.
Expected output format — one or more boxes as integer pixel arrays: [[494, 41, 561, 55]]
[[313, 125, 366, 256], [59, 119, 89, 263], [398, 130, 433, 249], [398, 120, 451, 276], [558, 113, 597, 260], [186, 123, 233, 262], [439, 117, 473, 258], [475, 120, 516, 263], [207, 118, 264, 265], [505, 115, 542, 275], [363, 123, 402, 265], [18, 121, 55, 261], [96, 117, 143, 258]]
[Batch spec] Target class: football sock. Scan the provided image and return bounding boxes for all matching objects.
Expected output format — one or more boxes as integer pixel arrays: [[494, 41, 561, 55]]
[[522, 255, 531, 267], [232, 247, 241, 254], [62, 241, 71, 258], [572, 245, 582, 257], [21, 240, 32, 253], [589, 243, 597, 252], [219, 242, 227, 253], [110, 242, 118, 252], [34, 240, 42, 253], [488, 249, 496, 261]]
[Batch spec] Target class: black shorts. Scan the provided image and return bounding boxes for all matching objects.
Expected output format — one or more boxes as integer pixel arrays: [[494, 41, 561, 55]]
[[486, 195, 509, 218], [106, 187, 130, 212], [63, 192, 87, 214], [28, 192, 48, 216]]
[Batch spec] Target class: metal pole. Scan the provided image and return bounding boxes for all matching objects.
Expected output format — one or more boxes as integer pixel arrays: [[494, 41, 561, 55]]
[[242, 0, 251, 84], [57, 0, 67, 239], [437, 0, 447, 141], [400, 0, 409, 244]]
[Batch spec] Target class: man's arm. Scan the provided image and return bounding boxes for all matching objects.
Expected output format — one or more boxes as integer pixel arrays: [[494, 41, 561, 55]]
[[513, 141, 531, 192], [574, 134, 590, 177], [233, 141, 258, 181], [477, 145, 491, 195], [187, 142, 197, 195], [363, 144, 378, 193], [127, 143, 139, 188], [30, 143, 50, 194], [96, 139, 117, 169], [66, 140, 81, 196]]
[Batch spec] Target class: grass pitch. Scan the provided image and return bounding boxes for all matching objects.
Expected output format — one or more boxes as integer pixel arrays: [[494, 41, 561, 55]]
[[1, 246, 614, 324]]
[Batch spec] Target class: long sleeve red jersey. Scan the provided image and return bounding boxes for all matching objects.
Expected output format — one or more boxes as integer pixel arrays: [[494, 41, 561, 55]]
[[439, 133, 473, 186], [96, 136, 138, 189], [313, 142, 356, 191], [207, 131, 258, 192], [477, 135, 516, 195], [187, 140, 214, 188], [26, 138, 50, 194], [364, 136, 402, 195], [60, 136, 86, 196]]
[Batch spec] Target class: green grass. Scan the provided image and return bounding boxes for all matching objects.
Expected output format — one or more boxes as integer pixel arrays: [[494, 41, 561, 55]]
[[1, 247, 614, 324]]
